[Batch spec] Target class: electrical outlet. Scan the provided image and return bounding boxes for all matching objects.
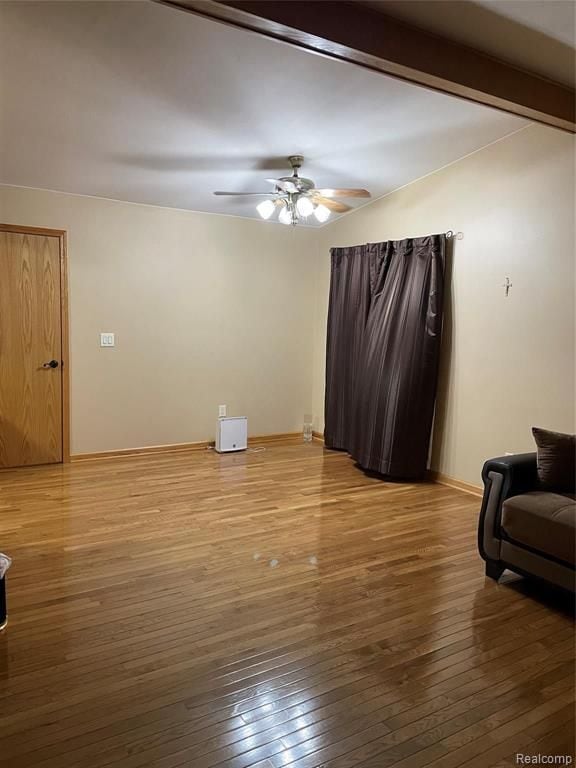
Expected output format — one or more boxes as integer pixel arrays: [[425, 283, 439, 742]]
[[100, 333, 115, 347], [219, 405, 227, 417]]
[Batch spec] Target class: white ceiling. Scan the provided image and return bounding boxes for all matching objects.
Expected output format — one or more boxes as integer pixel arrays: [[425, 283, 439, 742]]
[[0, 1, 528, 224]]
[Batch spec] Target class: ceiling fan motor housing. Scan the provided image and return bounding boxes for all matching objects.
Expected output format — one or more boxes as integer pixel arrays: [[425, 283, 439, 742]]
[[276, 176, 315, 193], [288, 154, 304, 172]]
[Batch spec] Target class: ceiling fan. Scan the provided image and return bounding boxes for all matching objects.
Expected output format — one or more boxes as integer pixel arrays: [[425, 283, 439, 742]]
[[213, 155, 371, 225]]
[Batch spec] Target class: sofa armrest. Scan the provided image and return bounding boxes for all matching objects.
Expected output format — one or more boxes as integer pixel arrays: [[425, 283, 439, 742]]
[[481, 453, 538, 498], [0, 576, 6, 629], [478, 453, 538, 563]]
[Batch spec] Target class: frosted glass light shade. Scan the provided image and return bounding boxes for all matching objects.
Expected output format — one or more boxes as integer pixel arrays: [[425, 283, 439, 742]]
[[296, 196, 314, 217], [278, 205, 292, 225], [256, 199, 275, 220], [314, 204, 330, 223]]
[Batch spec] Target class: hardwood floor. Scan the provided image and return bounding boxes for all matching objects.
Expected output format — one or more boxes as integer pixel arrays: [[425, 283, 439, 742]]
[[0, 442, 573, 768]]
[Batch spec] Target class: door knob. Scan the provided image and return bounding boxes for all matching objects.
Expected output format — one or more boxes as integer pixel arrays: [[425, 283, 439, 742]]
[[42, 360, 59, 369]]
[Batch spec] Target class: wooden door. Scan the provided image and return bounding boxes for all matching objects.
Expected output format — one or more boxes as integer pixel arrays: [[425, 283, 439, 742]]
[[0, 228, 66, 467]]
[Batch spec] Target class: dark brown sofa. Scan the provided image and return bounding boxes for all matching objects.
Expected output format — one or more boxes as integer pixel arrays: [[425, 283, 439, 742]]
[[0, 553, 10, 630], [0, 577, 5, 630], [478, 453, 575, 593]]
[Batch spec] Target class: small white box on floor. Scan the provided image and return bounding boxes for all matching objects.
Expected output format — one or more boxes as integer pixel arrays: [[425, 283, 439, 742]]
[[215, 417, 248, 453]]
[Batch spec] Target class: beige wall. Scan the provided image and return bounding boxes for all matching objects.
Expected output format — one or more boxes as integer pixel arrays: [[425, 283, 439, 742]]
[[1, 123, 574, 479], [0, 187, 317, 454], [312, 124, 576, 485]]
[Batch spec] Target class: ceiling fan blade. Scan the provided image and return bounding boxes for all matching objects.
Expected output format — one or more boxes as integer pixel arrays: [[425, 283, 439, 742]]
[[314, 188, 371, 198], [312, 195, 352, 213], [213, 191, 278, 196]]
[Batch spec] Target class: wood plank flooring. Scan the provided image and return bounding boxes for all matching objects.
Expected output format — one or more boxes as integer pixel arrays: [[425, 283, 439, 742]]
[[0, 442, 573, 768]]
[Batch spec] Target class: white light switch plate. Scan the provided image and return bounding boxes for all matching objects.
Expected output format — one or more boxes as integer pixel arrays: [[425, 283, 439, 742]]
[[100, 333, 115, 347], [219, 405, 227, 417]]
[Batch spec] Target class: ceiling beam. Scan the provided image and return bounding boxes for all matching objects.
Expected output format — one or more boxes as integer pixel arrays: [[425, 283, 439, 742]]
[[156, 0, 575, 133]]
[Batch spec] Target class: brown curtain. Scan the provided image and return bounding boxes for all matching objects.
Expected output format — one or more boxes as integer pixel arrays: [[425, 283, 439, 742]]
[[324, 234, 445, 479], [325, 246, 378, 450]]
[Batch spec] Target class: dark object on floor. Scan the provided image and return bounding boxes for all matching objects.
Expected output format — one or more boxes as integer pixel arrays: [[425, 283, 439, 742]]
[[0, 553, 10, 629], [478, 453, 575, 593], [0, 577, 6, 629]]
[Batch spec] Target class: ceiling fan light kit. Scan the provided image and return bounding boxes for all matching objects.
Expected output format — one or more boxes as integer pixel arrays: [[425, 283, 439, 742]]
[[314, 204, 331, 223], [256, 199, 275, 220], [278, 204, 293, 226], [296, 195, 315, 218], [213, 156, 371, 226]]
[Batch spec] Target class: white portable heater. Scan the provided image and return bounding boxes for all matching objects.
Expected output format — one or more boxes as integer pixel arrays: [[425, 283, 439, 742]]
[[215, 416, 248, 453]]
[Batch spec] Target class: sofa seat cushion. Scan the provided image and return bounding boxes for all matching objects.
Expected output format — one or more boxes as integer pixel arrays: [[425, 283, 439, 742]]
[[502, 492, 576, 567]]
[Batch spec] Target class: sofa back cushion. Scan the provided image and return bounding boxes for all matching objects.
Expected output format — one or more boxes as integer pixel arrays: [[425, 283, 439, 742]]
[[532, 427, 575, 493]]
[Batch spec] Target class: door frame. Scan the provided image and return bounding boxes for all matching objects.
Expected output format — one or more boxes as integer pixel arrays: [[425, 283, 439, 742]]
[[0, 223, 70, 463]]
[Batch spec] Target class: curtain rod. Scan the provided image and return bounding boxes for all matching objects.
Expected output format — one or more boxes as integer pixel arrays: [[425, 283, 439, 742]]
[[445, 230, 464, 240]]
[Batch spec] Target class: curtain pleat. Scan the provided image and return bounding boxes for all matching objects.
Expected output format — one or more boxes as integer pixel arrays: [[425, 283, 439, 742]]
[[324, 246, 375, 450], [324, 234, 445, 479]]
